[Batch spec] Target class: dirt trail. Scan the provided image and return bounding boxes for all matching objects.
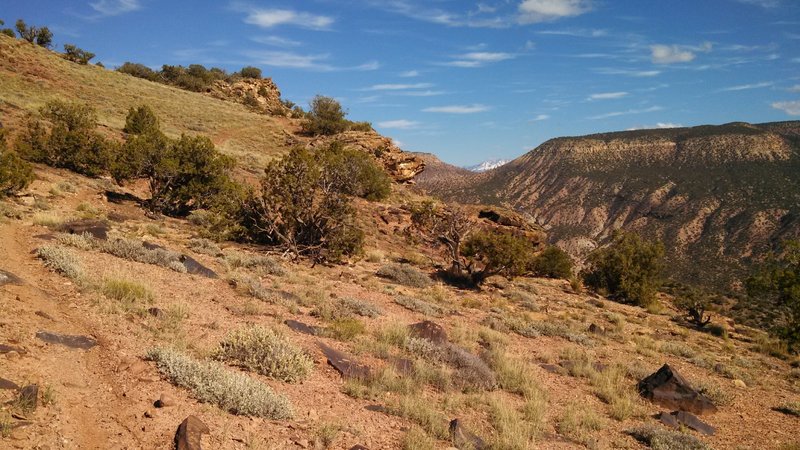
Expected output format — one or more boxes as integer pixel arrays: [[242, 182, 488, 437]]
[[0, 221, 139, 449]]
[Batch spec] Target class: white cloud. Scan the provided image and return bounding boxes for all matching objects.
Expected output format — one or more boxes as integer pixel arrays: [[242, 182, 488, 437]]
[[529, 114, 550, 121], [244, 50, 378, 72], [89, 0, 140, 16], [251, 36, 302, 47], [651, 45, 696, 64], [423, 104, 491, 114], [518, 0, 593, 23], [397, 90, 446, 97], [377, 120, 421, 129], [589, 106, 663, 120], [588, 92, 628, 100], [627, 122, 682, 130], [650, 42, 712, 64], [399, 70, 420, 77], [537, 28, 607, 38], [362, 83, 434, 91], [717, 81, 773, 92], [244, 8, 334, 30], [788, 85, 800, 93], [444, 52, 515, 67], [772, 100, 800, 115]]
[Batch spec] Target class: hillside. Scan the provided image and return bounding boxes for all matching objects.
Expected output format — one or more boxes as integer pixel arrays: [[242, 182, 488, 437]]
[[2, 33, 800, 450], [417, 121, 800, 291]]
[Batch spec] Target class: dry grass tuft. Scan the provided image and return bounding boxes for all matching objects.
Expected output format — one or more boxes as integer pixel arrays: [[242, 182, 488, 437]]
[[216, 326, 313, 383], [628, 424, 710, 450], [146, 347, 293, 419], [377, 263, 433, 288], [394, 295, 450, 317]]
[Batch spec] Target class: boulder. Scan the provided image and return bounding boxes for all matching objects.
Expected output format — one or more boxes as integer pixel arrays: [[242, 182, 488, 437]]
[[318, 342, 371, 380], [659, 411, 715, 436], [0, 269, 22, 286], [0, 377, 19, 390], [449, 419, 487, 450], [59, 219, 109, 240], [284, 320, 319, 336], [638, 364, 717, 415], [175, 415, 210, 450], [408, 321, 448, 344], [36, 331, 97, 350]]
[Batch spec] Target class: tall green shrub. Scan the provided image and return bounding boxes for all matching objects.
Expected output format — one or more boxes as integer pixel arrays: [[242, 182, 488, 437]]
[[747, 240, 800, 351], [0, 132, 33, 197], [582, 231, 664, 307], [530, 246, 573, 279], [302, 95, 348, 136]]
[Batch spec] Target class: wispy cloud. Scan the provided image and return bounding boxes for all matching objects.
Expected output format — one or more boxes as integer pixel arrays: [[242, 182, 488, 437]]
[[736, 0, 781, 8], [518, 0, 593, 24], [588, 91, 628, 100], [423, 104, 491, 114], [717, 81, 773, 92], [589, 105, 663, 120], [366, 0, 507, 28], [242, 8, 334, 30], [443, 52, 515, 68], [89, 0, 141, 17], [786, 84, 800, 92], [396, 90, 446, 97], [627, 122, 682, 130], [529, 114, 551, 121], [243, 50, 378, 72], [595, 68, 661, 77], [251, 35, 302, 47], [772, 100, 800, 115], [651, 42, 711, 64], [399, 70, 420, 77], [537, 28, 607, 38], [377, 119, 421, 129], [362, 83, 434, 91]]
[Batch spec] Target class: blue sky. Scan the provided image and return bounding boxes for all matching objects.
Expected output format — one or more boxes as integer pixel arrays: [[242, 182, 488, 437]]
[[4, 0, 800, 166]]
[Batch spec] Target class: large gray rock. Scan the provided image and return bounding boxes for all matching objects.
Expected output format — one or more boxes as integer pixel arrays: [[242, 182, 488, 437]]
[[175, 415, 209, 450], [638, 364, 717, 415]]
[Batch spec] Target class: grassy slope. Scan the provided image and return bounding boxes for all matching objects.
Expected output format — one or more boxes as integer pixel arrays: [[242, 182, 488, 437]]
[[0, 35, 295, 173]]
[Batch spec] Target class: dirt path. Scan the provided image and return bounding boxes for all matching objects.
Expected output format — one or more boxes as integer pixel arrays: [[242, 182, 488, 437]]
[[0, 221, 140, 449]]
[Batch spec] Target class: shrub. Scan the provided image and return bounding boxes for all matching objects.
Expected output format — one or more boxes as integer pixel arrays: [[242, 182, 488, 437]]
[[243, 146, 363, 261], [530, 246, 573, 279], [56, 233, 188, 273], [14, 19, 36, 42], [36, 245, 84, 282], [582, 231, 664, 307], [0, 20, 14, 38], [34, 26, 52, 48], [123, 105, 159, 135], [376, 263, 432, 288], [316, 142, 391, 201], [324, 318, 366, 341], [394, 295, 448, 317], [388, 395, 449, 439], [146, 347, 293, 419], [62, 44, 95, 64], [15, 100, 113, 177], [673, 287, 714, 328], [239, 66, 262, 79], [222, 250, 284, 275], [159, 64, 228, 92], [116, 62, 160, 81], [461, 228, 537, 286], [746, 240, 800, 351], [302, 95, 348, 136], [628, 424, 710, 450], [102, 278, 153, 305], [557, 403, 605, 446], [216, 326, 313, 382], [0, 137, 33, 197], [336, 297, 383, 318], [402, 427, 436, 450]]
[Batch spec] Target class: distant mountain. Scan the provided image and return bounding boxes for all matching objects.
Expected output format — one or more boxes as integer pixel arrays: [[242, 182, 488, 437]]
[[417, 121, 800, 291], [465, 159, 510, 173]]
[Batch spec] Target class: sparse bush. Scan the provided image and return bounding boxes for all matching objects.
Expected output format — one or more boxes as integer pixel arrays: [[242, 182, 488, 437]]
[[674, 287, 714, 328], [0, 19, 14, 38], [628, 424, 710, 450], [316, 142, 391, 201], [302, 95, 348, 136], [159, 64, 228, 92], [222, 250, 285, 275], [189, 238, 222, 257], [388, 395, 449, 439], [582, 231, 664, 307], [34, 26, 52, 48], [243, 146, 363, 262], [239, 66, 262, 79], [116, 62, 160, 81], [15, 100, 113, 177], [123, 105, 160, 135], [56, 233, 188, 273], [102, 278, 153, 306], [14, 19, 36, 42], [0, 137, 33, 197], [324, 318, 366, 341], [394, 295, 449, 317], [62, 44, 95, 64], [377, 263, 432, 288], [402, 427, 436, 450], [336, 297, 383, 318], [36, 245, 84, 282], [557, 403, 605, 446], [488, 395, 540, 449], [747, 240, 800, 351], [146, 347, 293, 419], [777, 401, 800, 417], [461, 228, 537, 286], [530, 245, 573, 279], [216, 326, 313, 382], [405, 337, 497, 391]]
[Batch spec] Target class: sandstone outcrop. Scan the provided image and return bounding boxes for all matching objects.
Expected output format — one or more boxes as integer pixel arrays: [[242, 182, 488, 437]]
[[207, 78, 287, 116]]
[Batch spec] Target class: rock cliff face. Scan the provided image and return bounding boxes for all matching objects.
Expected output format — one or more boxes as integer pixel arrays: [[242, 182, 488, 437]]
[[307, 131, 425, 183], [207, 78, 288, 116], [418, 121, 800, 289]]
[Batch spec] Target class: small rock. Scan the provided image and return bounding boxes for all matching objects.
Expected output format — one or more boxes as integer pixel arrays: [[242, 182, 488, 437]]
[[449, 419, 487, 450], [349, 446, 369, 450], [408, 321, 448, 344], [5, 350, 20, 360], [0, 377, 20, 390], [175, 416, 210, 450], [36, 331, 97, 350], [733, 379, 747, 389], [318, 342, 371, 380], [147, 307, 164, 318], [294, 439, 309, 448], [588, 323, 606, 334], [673, 410, 716, 436], [144, 410, 155, 418], [155, 393, 176, 408]]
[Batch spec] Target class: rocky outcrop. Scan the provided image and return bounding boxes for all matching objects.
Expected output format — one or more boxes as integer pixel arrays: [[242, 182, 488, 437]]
[[638, 364, 717, 415], [418, 121, 800, 291], [307, 131, 425, 183], [207, 78, 287, 116]]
